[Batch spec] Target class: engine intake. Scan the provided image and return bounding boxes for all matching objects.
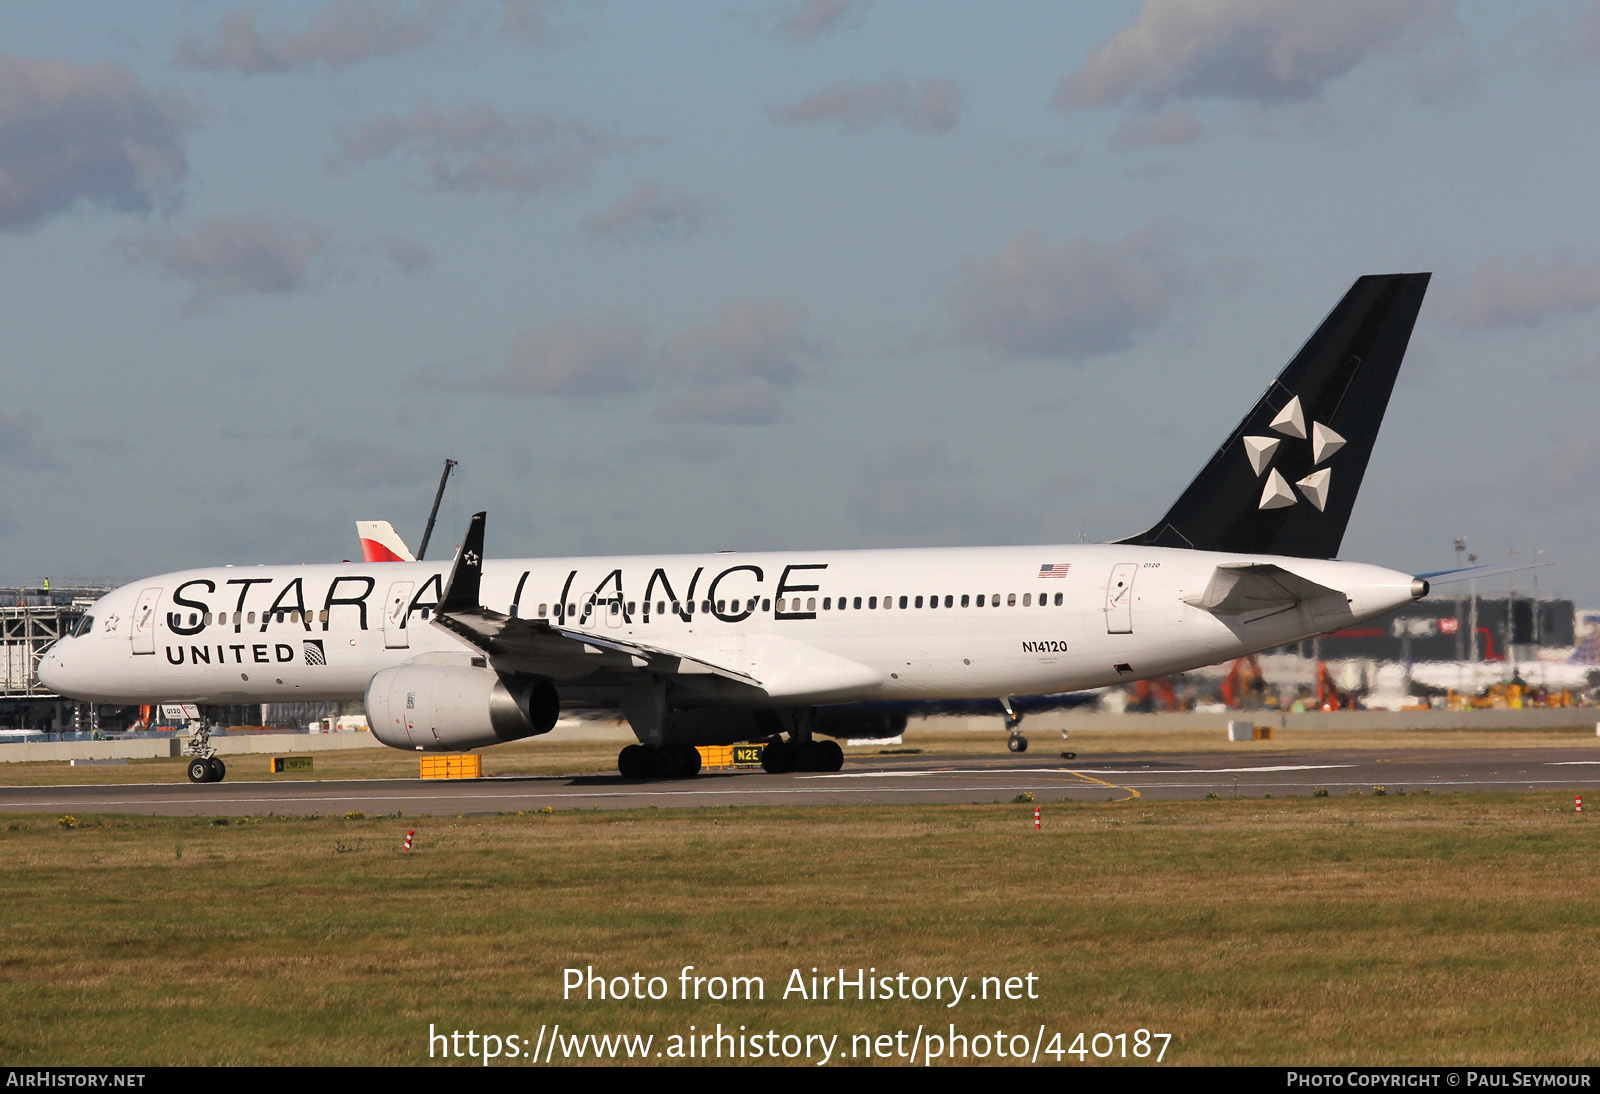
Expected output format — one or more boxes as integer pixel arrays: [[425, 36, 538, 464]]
[[365, 664, 559, 751]]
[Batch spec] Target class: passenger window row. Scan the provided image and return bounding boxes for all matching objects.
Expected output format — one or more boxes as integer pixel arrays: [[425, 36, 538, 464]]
[[529, 590, 1067, 620], [197, 610, 330, 626], [178, 589, 1070, 629]]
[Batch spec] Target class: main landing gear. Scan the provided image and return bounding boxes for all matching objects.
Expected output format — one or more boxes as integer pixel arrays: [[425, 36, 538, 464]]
[[761, 737, 844, 773], [616, 738, 845, 778], [617, 743, 703, 780]]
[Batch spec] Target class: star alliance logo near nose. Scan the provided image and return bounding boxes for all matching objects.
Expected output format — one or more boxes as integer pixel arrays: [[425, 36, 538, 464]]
[[1243, 394, 1345, 512]]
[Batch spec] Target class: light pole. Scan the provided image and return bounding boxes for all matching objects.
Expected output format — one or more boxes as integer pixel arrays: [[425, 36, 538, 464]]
[[1507, 547, 1519, 673], [1468, 550, 1479, 694]]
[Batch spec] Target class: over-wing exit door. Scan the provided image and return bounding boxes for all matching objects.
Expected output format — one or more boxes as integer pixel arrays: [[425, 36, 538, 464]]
[[384, 581, 414, 649]]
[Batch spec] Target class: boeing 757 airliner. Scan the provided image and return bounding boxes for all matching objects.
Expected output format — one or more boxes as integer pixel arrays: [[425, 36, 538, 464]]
[[40, 274, 1438, 781]]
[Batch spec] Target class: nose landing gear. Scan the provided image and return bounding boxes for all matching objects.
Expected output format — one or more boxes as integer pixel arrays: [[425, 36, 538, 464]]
[[183, 724, 226, 783], [1002, 696, 1028, 753]]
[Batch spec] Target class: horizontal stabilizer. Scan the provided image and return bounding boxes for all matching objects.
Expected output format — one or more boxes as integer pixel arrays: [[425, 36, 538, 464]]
[[1184, 563, 1343, 617], [1415, 561, 1551, 586]]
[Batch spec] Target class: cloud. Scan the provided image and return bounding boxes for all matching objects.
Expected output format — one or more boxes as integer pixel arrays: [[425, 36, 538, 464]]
[[311, 439, 427, 490], [653, 300, 821, 424], [655, 384, 784, 425], [1553, 350, 1600, 383], [775, 76, 963, 133], [1112, 106, 1204, 148], [0, 411, 64, 471], [583, 182, 710, 241], [368, 234, 433, 274], [0, 53, 188, 233], [1055, 0, 1454, 110], [848, 439, 997, 536], [334, 100, 613, 194], [1456, 256, 1600, 330], [659, 301, 817, 387], [953, 226, 1191, 364], [778, 0, 870, 41], [628, 432, 733, 464], [422, 300, 822, 422], [1531, 436, 1600, 494], [1579, 3, 1600, 60], [175, 1, 445, 74], [421, 314, 651, 398], [1406, 43, 1478, 107], [501, 0, 555, 43], [114, 214, 335, 313]]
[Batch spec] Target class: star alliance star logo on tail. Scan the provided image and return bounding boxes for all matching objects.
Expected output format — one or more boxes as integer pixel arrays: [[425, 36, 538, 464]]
[[1243, 395, 1345, 512]]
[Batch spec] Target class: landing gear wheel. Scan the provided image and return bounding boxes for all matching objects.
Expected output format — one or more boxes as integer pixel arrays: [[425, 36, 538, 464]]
[[187, 758, 213, 783], [679, 745, 703, 777], [1061, 752, 1077, 760], [650, 745, 683, 779], [207, 757, 226, 782], [794, 740, 820, 772], [1008, 735, 1029, 753], [818, 740, 844, 772], [761, 740, 792, 774], [618, 744, 648, 779]]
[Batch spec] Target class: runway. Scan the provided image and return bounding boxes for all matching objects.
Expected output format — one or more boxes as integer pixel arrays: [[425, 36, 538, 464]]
[[4, 746, 1600, 815]]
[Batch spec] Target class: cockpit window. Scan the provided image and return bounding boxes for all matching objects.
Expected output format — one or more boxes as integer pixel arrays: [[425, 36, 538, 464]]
[[73, 615, 95, 637]]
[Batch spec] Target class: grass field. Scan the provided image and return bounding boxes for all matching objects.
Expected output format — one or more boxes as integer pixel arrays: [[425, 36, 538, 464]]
[[4, 792, 1600, 1066]]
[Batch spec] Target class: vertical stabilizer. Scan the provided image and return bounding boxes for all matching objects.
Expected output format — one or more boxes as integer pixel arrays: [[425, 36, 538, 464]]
[[356, 520, 416, 563], [1117, 273, 1430, 558]]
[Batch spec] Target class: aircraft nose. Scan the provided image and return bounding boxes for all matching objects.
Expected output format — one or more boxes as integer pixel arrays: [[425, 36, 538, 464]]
[[37, 646, 75, 695], [36, 649, 60, 691]]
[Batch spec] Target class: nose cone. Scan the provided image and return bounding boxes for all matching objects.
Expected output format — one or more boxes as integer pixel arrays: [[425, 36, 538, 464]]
[[36, 647, 65, 693]]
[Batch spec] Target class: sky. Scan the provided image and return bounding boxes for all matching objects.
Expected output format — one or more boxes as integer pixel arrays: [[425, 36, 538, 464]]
[[2, 0, 1599, 607]]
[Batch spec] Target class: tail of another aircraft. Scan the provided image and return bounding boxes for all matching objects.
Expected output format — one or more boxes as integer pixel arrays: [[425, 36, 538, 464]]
[[356, 520, 416, 563], [1117, 272, 1430, 559]]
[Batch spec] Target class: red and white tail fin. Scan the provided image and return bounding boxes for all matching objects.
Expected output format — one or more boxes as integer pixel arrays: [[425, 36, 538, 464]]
[[356, 520, 415, 563]]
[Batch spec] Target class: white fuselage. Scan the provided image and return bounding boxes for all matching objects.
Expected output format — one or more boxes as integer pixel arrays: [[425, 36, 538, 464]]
[[38, 544, 1420, 710]]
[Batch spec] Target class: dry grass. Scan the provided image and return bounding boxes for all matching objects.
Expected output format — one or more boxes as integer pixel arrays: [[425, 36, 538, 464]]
[[4, 793, 1600, 1065]]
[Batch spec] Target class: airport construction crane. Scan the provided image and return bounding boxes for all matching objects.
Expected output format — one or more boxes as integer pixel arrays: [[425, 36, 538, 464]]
[[415, 459, 458, 561]]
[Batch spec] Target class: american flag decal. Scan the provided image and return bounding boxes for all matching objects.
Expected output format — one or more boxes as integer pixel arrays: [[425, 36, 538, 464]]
[[1038, 564, 1071, 578], [303, 639, 326, 666]]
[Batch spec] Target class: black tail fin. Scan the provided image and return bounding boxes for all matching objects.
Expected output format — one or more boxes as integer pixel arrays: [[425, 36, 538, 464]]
[[1117, 272, 1430, 559]]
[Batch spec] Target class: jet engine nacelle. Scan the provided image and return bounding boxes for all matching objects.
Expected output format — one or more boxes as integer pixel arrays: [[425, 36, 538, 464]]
[[365, 664, 559, 751]]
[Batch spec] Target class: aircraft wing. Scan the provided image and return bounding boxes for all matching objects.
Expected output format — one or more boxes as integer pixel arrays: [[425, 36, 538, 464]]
[[1183, 563, 1344, 618], [429, 512, 761, 687]]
